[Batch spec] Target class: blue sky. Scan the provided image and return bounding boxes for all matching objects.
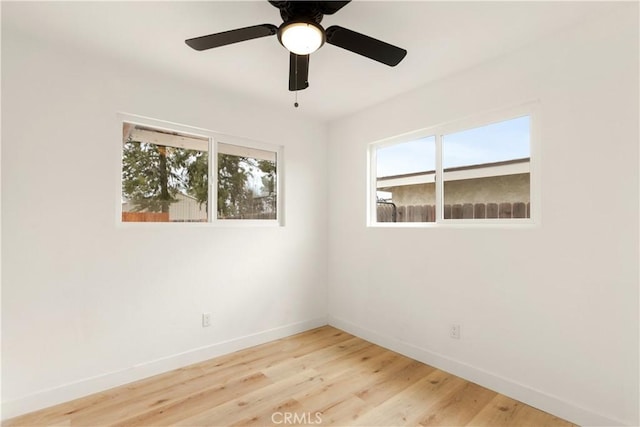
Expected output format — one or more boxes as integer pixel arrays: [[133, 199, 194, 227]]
[[376, 115, 530, 177]]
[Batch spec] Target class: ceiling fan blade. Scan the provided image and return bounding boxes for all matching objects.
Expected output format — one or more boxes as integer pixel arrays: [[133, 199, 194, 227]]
[[325, 25, 407, 66], [186, 24, 277, 51], [289, 53, 309, 91], [318, 1, 351, 15]]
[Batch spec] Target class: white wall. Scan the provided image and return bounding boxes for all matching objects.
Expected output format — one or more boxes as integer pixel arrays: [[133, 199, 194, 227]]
[[1, 25, 328, 418], [327, 4, 638, 427]]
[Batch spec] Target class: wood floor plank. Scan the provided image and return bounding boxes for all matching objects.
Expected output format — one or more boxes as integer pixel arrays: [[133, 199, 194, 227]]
[[261, 336, 373, 380], [73, 364, 268, 425], [467, 394, 575, 427], [418, 381, 498, 426], [314, 395, 374, 426], [174, 370, 326, 426], [4, 326, 576, 427], [290, 346, 412, 418], [295, 350, 411, 412], [355, 359, 436, 406], [109, 372, 272, 426], [351, 369, 468, 426]]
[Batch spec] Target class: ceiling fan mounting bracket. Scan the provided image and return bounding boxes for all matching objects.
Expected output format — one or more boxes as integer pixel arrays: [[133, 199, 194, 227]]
[[270, 1, 325, 24]]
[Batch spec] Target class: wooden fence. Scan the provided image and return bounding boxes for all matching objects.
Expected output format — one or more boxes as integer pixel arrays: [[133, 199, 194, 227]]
[[122, 212, 170, 222], [377, 202, 530, 222]]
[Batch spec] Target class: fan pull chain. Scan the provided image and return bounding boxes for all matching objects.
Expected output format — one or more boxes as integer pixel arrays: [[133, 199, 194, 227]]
[[294, 54, 299, 108]]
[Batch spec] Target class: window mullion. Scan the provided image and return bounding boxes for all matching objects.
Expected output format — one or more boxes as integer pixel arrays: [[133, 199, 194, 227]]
[[435, 133, 443, 223], [369, 146, 377, 225], [210, 138, 217, 223]]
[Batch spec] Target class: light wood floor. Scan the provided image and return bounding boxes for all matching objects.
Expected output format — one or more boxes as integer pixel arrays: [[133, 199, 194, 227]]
[[5, 326, 575, 427]]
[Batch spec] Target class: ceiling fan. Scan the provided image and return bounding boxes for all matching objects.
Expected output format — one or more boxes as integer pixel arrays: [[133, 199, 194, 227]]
[[185, 1, 407, 92]]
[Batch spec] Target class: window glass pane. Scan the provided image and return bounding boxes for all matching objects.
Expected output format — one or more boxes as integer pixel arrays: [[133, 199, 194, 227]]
[[442, 116, 530, 219], [375, 136, 436, 223], [217, 143, 277, 220], [122, 123, 209, 222]]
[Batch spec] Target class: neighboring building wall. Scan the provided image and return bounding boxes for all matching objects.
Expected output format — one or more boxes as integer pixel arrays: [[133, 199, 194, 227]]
[[169, 194, 207, 222], [380, 183, 436, 205], [381, 173, 530, 206], [445, 173, 529, 205]]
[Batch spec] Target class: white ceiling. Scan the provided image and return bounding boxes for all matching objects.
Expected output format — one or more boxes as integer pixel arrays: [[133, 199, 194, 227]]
[[2, 1, 620, 122]]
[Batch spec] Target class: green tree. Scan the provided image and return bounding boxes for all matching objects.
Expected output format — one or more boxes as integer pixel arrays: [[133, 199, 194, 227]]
[[257, 159, 277, 217], [122, 138, 208, 213], [216, 155, 277, 219], [173, 148, 208, 208], [217, 153, 253, 219]]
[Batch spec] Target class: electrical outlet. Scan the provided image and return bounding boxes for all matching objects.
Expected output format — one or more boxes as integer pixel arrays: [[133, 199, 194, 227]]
[[202, 313, 211, 328], [450, 323, 461, 339]]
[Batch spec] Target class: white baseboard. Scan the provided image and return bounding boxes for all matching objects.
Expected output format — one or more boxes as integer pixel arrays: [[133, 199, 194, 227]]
[[1, 317, 328, 421], [328, 315, 626, 427]]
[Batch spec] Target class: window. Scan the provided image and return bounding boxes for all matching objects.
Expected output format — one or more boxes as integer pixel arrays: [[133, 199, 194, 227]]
[[369, 106, 536, 225], [121, 116, 281, 224], [375, 136, 436, 223], [442, 116, 530, 219], [217, 143, 277, 220]]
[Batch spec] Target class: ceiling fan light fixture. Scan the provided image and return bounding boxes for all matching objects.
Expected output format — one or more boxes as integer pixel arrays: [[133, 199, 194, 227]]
[[278, 21, 325, 55]]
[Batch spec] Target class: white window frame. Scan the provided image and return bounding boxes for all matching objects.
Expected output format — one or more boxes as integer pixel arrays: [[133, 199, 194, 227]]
[[117, 113, 284, 227], [367, 102, 540, 227]]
